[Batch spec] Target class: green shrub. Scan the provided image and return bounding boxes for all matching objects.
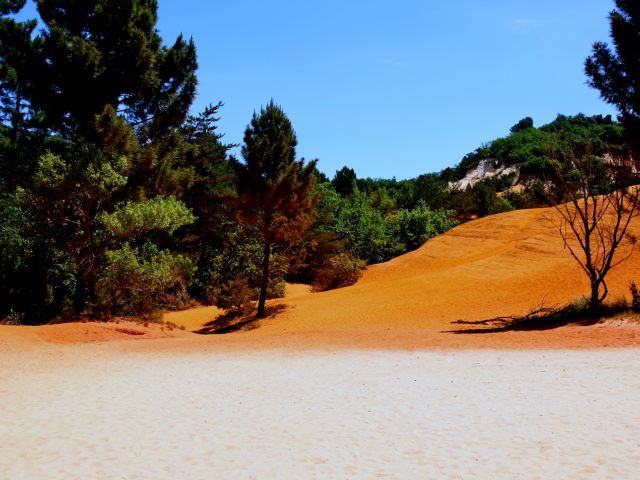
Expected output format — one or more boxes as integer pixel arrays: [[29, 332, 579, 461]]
[[212, 277, 254, 311], [96, 242, 195, 317], [393, 202, 459, 252], [191, 229, 288, 307], [493, 196, 514, 214], [313, 252, 366, 291], [334, 189, 389, 263], [503, 191, 530, 210]]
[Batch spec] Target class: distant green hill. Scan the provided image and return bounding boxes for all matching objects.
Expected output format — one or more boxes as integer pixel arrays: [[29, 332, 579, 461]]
[[330, 114, 627, 220], [441, 113, 626, 183]]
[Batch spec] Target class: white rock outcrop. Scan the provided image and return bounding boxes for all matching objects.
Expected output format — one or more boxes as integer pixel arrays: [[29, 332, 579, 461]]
[[449, 158, 519, 190]]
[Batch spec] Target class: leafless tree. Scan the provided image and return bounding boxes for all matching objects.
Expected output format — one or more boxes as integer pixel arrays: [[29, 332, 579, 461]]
[[553, 149, 640, 306]]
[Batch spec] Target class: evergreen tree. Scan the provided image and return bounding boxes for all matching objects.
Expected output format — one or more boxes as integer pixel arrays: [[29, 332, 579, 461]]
[[0, 1, 48, 189], [0, 1, 36, 137], [332, 166, 357, 197], [585, 1, 640, 156], [1, 0, 197, 142], [0, 1, 202, 321], [25, 109, 195, 316], [510, 117, 534, 134], [180, 102, 235, 233], [233, 101, 318, 318]]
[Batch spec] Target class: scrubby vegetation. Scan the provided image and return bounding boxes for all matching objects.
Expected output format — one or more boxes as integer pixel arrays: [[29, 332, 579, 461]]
[[452, 295, 635, 332], [0, 0, 637, 324], [0, 1, 461, 323], [312, 253, 366, 292]]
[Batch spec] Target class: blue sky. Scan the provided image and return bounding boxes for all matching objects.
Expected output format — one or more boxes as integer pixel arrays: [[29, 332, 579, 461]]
[[17, 1, 617, 179]]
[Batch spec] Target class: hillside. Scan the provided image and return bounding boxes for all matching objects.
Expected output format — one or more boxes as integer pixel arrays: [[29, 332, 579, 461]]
[[341, 114, 627, 224], [3, 204, 640, 350], [446, 114, 626, 192], [257, 204, 640, 336]]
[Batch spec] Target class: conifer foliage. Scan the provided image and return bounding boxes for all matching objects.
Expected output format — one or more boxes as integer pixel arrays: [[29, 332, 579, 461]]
[[8, 0, 198, 140], [233, 101, 318, 317], [585, 0, 640, 156], [0, 1, 200, 321]]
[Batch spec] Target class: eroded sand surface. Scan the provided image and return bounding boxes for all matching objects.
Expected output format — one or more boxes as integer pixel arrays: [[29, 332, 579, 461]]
[[2, 345, 640, 479], [263, 207, 640, 335]]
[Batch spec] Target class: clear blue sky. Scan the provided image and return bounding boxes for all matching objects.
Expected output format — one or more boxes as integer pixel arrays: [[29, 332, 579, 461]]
[[18, 1, 618, 180]]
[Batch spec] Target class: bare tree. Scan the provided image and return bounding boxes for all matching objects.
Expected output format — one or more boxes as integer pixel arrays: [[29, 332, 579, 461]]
[[553, 149, 640, 307]]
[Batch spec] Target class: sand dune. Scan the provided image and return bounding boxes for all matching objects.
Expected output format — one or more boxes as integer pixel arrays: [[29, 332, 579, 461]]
[[210, 205, 640, 350], [262, 206, 640, 336]]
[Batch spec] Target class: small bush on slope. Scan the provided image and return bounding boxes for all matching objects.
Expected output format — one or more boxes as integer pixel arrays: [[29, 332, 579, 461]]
[[313, 253, 366, 292], [96, 243, 194, 317]]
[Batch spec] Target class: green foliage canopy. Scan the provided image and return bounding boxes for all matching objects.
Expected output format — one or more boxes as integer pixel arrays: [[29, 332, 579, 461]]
[[233, 100, 318, 317], [99, 196, 196, 238], [27, 0, 197, 140], [585, 0, 640, 156]]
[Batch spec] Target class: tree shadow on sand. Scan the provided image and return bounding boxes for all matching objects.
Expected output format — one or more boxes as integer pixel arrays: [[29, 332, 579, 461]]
[[446, 300, 630, 334], [196, 304, 287, 335]]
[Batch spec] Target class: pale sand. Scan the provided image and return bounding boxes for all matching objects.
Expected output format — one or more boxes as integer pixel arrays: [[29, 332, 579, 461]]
[[3, 205, 640, 478], [2, 344, 640, 479]]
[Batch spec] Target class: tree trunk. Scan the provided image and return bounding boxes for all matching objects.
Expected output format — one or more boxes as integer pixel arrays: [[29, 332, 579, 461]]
[[589, 280, 601, 308], [31, 248, 50, 323], [10, 85, 21, 143], [73, 264, 89, 316], [257, 240, 271, 318], [73, 253, 96, 316]]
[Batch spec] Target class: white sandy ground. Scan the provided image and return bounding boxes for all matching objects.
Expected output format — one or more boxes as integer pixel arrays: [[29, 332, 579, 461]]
[[1, 345, 640, 479]]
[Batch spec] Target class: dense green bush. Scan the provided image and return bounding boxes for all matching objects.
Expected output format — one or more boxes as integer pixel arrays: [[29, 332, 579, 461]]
[[0, 193, 77, 323], [392, 202, 459, 252], [96, 243, 195, 317], [333, 188, 389, 263], [312, 252, 366, 291], [212, 277, 254, 311], [0, 194, 32, 319], [321, 187, 458, 265], [191, 228, 288, 307]]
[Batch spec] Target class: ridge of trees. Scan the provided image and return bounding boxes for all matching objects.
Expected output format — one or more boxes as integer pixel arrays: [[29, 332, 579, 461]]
[[326, 114, 626, 223]]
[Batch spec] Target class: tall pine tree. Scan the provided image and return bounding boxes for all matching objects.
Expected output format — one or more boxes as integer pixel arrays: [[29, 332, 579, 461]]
[[233, 101, 318, 318], [1, 0, 197, 142], [0, 1, 202, 321]]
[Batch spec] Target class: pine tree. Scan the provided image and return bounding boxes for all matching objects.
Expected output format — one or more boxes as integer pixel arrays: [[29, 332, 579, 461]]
[[0, 1, 47, 189], [0, 1, 36, 138], [332, 166, 357, 197], [0, 1, 201, 320], [233, 101, 318, 318], [1, 0, 197, 141], [585, 1, 640, 156]]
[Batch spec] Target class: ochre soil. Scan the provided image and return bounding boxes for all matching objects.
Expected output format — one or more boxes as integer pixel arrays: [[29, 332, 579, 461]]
[[3, 205, 640, 351]]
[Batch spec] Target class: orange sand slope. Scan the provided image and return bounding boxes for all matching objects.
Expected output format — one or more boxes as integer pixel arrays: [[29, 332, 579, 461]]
[[0, 321, 191, 352], [262, 205, 640, 335]]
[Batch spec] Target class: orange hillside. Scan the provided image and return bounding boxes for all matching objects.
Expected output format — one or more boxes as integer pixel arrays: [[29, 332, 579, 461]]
[[261, 205, 640, 335], [3, 205, 640, 350]]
